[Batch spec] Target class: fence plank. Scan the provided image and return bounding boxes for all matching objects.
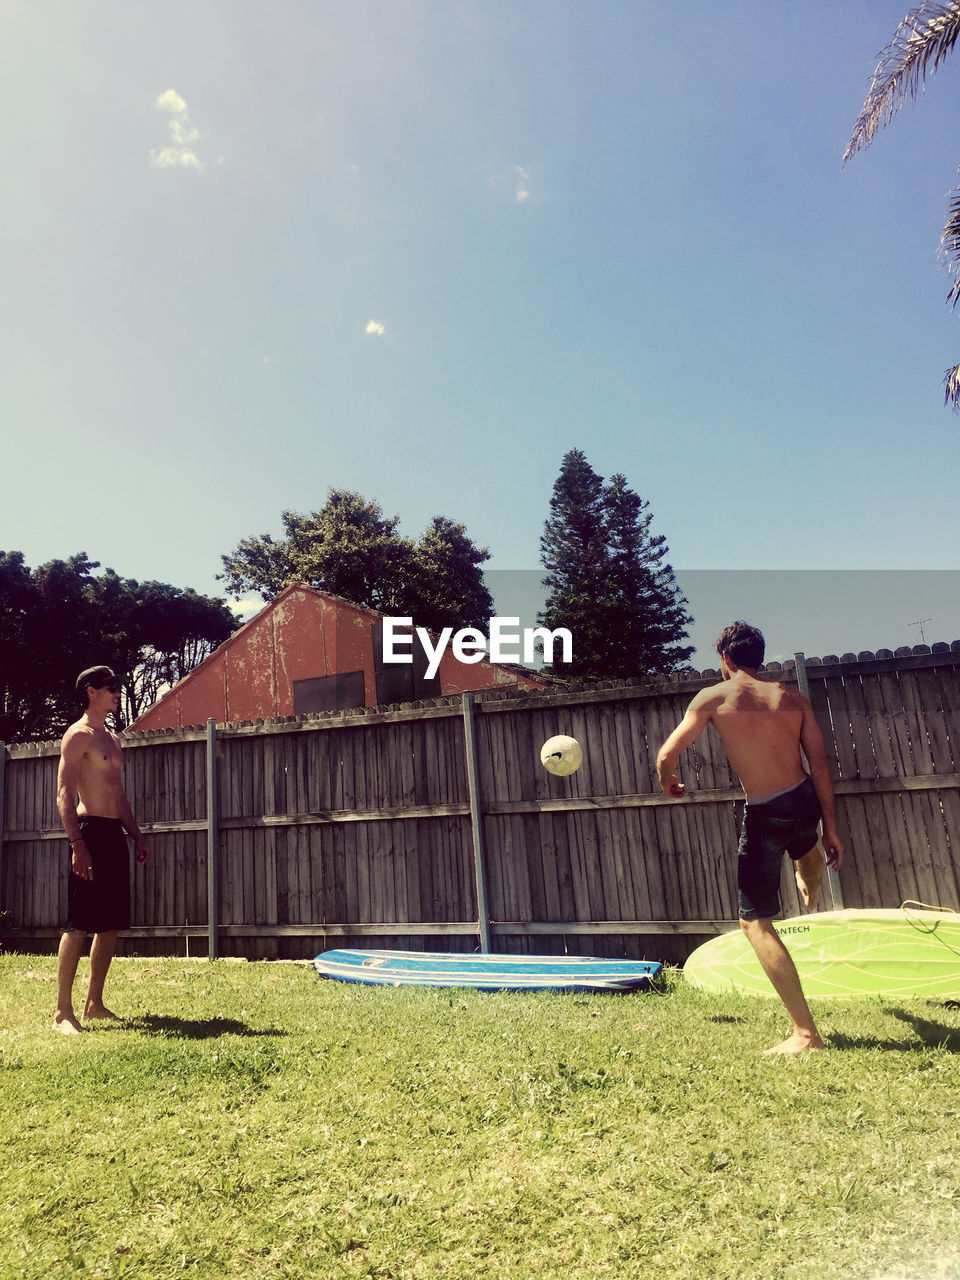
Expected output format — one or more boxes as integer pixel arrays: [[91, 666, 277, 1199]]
[[934, 665, 960, 773], [828, 677, 860, 782], [837, 794, 880, 908], [879, 670, 914, 776], [918, 668, 954, 777], [844, 673, 875, 780], [861, 672, 897, 778], [809, 671, 839, 776], [935, 789, 960, 910], [900, 669, 934, 777]]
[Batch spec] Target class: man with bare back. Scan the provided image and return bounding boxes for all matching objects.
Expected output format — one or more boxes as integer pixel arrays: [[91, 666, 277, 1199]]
[[54, 666, 152, 1034], [656, 622, 844, 1055]]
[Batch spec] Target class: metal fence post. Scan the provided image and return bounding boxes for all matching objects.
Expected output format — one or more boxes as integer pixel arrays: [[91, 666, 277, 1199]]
[[794, 653, 844, 911], [206, 718, 220, 959], [462, 693, 492, 953]]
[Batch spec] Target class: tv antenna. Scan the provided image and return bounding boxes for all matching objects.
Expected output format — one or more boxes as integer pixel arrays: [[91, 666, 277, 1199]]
[[908, 617, 932, 645]]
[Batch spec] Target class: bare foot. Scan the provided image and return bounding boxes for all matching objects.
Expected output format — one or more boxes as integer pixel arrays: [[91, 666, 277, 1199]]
[[53, 1013, 84, 1035], [83, 1003, 121, 1022], [795, 863, 822, 911], [764, 1031, 826, 1055]]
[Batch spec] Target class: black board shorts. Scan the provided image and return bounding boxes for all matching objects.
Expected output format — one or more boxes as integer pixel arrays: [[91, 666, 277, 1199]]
[[737, 777, 822, 921], [65, 816, 131, 933]]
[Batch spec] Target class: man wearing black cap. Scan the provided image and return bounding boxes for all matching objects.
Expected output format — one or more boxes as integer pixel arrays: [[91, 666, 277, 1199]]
[[54, 666, 153, 1034]]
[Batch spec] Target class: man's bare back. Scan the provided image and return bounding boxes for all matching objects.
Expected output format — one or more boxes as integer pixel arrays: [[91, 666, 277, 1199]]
[[657, 667, 844, 867], [690, 673, 808, 800]]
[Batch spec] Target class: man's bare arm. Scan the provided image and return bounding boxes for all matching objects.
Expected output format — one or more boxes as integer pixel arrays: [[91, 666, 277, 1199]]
[[799, 700, 844, 868], [118, 796, 152, 863], [656, 689, 716, 799]]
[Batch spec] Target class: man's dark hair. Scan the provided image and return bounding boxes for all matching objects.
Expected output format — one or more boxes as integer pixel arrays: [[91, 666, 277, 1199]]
[[715, 621, 764, 670]]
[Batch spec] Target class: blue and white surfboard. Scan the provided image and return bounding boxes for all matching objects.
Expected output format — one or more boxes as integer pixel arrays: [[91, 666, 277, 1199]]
[[313, 948, 662, 993]]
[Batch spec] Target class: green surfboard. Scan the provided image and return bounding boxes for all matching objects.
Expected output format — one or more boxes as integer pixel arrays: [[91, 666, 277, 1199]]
[[683, 906, 960, 999]]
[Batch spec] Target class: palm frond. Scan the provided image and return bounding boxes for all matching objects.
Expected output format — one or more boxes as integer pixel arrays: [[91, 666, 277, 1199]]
[[942, 361, 960, 409], [844, 2, 960, 163], [941, 182, 960, 304]]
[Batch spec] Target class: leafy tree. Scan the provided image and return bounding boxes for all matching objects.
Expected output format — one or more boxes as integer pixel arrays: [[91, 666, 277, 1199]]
[[407, 516, 495, 634], [538, 450, 693, 680], [219, 489, 493, 631], [844, 2, 960, 408], [122, 579, 241, 719], [0, 554, 237, 742], [0, 551, 45, 740]]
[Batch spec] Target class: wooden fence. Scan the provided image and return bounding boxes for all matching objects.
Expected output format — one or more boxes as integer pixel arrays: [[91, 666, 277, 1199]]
[[1, 644, 958, 963]]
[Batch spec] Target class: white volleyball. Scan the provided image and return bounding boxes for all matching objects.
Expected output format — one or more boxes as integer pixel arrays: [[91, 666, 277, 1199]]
[[540, 734, 583, 776]]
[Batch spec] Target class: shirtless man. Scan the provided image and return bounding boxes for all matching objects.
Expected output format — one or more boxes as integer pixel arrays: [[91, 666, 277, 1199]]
[[656, 622, 844, 1055], [54, 666, 152, 1034]]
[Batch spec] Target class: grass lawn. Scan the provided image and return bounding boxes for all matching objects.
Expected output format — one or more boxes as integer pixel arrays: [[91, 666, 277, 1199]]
[[1, 953, 959, 1280]]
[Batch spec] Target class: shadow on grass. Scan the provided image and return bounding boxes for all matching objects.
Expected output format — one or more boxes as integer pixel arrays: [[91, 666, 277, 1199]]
[[829, 1008, 960, 1054], [828, 1033, 931, 1052], [127, 1015, 288, 1040], [889, 1008, 960, 1053]]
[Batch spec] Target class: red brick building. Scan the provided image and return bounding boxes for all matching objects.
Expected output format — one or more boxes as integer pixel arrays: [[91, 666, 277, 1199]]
[[130, 583, 549, 730]]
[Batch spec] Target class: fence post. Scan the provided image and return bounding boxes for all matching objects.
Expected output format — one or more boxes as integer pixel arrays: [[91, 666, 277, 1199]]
[[462, 693, 492, 953], [794, 653, 845, 911], [206, 719, 220, 960]]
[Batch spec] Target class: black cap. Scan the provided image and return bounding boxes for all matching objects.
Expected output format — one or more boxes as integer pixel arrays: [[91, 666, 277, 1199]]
[[76, 665, 121, 694]]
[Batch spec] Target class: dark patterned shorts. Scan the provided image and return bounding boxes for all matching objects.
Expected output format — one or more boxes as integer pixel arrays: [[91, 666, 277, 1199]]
[[737, 777, 821, 921], [65, 816, 131, 933]]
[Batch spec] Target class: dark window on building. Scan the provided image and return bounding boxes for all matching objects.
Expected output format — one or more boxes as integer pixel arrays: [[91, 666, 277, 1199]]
[[371, 622, 442, 705], [293, 671, 365, 715]]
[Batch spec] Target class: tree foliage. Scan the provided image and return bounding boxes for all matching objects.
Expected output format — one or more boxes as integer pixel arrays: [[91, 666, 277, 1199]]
[[537, 450, 608, 679], [218, 490, 494, 632], [844, 2, 960, 408], [0, 552, 237, 742], [538, 450, 693, 681]]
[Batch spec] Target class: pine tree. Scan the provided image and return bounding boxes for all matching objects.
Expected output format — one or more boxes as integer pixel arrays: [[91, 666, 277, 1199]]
[[601, 473, 693, 677], [537, 451, 693, 680], [537, 450, 609, 679]]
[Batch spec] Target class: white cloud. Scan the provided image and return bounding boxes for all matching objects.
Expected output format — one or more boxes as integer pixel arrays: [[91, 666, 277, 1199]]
[[365, 320, 386, 336], [155, 89, 188, 115], [170, 119, 200, 145], [488, 165, 535, 204], [151, 89, 204, 172], [150, 146, 202, 171]]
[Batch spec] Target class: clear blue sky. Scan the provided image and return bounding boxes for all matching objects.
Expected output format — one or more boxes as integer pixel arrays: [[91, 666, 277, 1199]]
[[2, 1, 958, 665]]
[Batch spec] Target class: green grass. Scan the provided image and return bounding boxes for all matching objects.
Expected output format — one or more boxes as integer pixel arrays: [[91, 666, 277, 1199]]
[[1, 954, 959, 1279]]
